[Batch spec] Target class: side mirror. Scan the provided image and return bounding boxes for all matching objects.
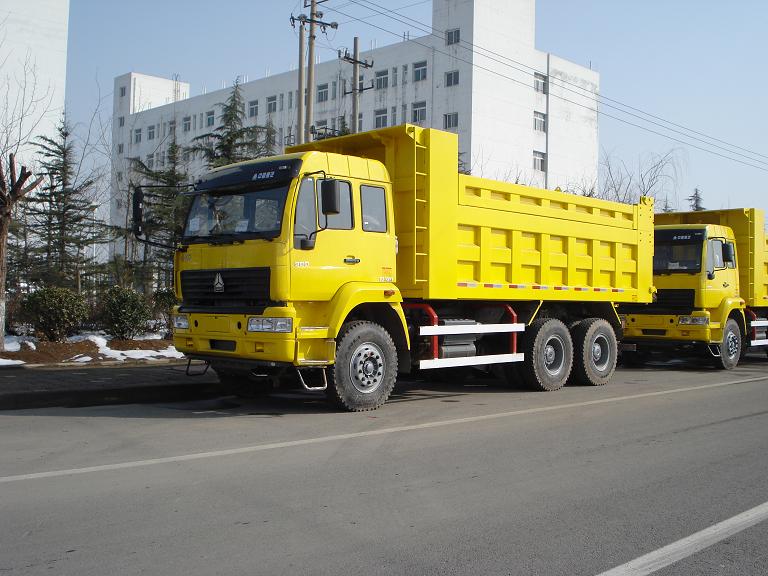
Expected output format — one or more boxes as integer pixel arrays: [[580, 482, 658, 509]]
[[320, 179, 341, 215], [132, 186, 144, 237], [300, 237, 316, 250], [723, 243, 736, 264]]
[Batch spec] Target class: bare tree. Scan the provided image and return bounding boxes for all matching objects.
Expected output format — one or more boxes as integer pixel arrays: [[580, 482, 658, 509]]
[[597, 149, 680, 207]]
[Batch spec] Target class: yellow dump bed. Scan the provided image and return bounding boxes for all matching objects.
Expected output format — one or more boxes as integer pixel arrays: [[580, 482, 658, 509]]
[[289, 125, 655, 304], [655, 208, 768, 308]]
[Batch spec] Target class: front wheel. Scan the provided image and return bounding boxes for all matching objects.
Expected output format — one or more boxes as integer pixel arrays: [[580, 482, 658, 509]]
[[327, 321, 398, 411], [713, 318, 742, 370]]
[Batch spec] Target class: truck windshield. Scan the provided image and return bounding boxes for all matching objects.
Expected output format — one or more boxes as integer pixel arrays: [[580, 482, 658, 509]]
[[183, 185, 289, 242], [653, 230, 706, 274]]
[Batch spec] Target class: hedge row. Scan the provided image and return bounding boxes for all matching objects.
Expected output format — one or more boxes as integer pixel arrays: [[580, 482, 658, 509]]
[[20, 286, 179, 342]]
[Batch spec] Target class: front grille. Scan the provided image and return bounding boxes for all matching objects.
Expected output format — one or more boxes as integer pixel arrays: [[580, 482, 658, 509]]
[[655, 288, 695, 309], [180, 267, 271, 312]]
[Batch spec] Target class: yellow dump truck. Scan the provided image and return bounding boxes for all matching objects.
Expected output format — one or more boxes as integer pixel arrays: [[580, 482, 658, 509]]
[[134, 125, 654, 410], [620, 208, 768, 368]]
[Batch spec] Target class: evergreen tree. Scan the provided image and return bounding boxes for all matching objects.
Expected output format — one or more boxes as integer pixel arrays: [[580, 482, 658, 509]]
[[188, 77, 277, 168], [660, 196, 675, 213], [130, 133, 190, 290], [26, 116, 99, 292], [687, 187, 705, 211]]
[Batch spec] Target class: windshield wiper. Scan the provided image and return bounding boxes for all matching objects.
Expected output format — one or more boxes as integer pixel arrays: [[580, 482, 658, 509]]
[[208, 233, 246, 245]]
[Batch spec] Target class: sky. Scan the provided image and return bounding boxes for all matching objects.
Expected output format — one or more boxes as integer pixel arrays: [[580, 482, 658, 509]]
[[66, 0, 768, 214]]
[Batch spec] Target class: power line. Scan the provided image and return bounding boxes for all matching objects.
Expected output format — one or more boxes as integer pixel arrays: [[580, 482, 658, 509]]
[[323, 2, 768, 174], [331, 0, 768, 166]]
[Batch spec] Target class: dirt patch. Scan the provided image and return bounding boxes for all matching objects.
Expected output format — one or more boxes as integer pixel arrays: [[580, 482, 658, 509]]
[[0, 338, 176, 365]]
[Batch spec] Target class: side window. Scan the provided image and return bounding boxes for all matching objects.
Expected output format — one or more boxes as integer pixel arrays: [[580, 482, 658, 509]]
[[707, 239, 724, 273], [294, 178, 316, 248], [320, 180, 353, 230], [361, 185, 387, 232]]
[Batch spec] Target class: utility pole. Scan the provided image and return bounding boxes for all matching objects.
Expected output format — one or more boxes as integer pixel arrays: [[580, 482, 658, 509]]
[[292, 14, 307, 144], [340, 37, 373, 133], [302, 0, 336, 142]]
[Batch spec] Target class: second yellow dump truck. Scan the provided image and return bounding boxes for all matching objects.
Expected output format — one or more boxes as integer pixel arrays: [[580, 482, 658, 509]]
[[620, 208, 768, 368], [135, 125, 655, 411]]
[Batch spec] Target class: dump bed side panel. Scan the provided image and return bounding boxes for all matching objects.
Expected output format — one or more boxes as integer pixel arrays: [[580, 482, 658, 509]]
[[654, 208, 767, 307]]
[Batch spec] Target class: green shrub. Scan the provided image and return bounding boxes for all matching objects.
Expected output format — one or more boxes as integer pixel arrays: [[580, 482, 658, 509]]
[[21, 287, 88, 342], [152, 288, 179, 333], [102, 286, 151, 339]]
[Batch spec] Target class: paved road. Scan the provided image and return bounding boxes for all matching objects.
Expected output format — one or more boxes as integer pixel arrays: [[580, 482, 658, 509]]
[[1, 356, 767, 575]]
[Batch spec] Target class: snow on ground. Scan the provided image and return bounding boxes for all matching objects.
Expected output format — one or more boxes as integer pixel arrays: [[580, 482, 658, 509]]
[[85, 335, 184, 362], [4, 336, 36, 352], [0, 358, 24, 366]]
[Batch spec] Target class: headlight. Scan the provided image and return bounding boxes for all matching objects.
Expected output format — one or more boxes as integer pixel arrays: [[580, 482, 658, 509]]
[[247, 317, 293, 333], [173, 314, 189, 329], [678, 315, 709, 326]]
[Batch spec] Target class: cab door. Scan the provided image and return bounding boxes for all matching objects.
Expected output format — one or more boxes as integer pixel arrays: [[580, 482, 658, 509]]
[[291, 177, 369, 301], [704, 237, 739, 308]]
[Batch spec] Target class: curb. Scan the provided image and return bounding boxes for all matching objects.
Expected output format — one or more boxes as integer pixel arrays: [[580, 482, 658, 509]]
[[0, 358, 191, 370]]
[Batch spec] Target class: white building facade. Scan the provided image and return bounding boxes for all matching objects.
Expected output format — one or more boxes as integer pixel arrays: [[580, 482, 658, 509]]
[[0, 0, 70, 163], [110, 0, 598, 233]]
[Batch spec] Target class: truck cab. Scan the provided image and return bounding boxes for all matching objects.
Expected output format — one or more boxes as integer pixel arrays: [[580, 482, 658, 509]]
[[622, 223, 747, 368]]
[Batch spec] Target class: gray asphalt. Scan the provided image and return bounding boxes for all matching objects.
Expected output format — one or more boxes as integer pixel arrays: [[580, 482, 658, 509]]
[[1, 355, 767, 575]]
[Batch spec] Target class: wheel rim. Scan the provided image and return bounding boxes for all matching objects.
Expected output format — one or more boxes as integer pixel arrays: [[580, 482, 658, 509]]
[[543, 335, 566, 376], [591, 334, 611, 372], [725, 330, 739, 359], [349, 342, 386, 394]]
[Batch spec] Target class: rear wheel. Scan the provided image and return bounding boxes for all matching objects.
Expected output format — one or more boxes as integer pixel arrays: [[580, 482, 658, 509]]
[[570, 318, 617, 386], [520, 318, 573, 391], [327, 321, 398, 411], [713, 318, 741, 370]]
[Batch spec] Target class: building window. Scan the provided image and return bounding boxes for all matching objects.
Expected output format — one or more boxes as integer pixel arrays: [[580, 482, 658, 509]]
[[168, 120, 176, 134], [413, 61, 427, 82], [391, 106, 397, 125], [267, 95, 277, 113], [534, 73, 548, 94], [134, 128, 141, 144], [358, 74, 365, 92], [375, 70, 389, 90], [249, 100, 258, 117], [533, 151, 547, 172], [534, 111, 547, 132], [331, 80, 337, 100], [119, 86, 126, 97], [148, 125, 155, 140], [402, 65, 408, 85], [146, 154, 153, 169], [118, 116, 125, 127], [374, 108, 388, 128], [412, 101, 427, 124], [446, 70, 459, 87], [182, 150, 190, 162], [182, 116, 191, 132], [392, 66, 398, 87], [206, 110, 215, 127], [317, 84, 329, 103], [117, 143, 123, 154], [446, 28, 460, 45], [358, 112, 363, 130], [288, 91, 293, 109], [443, 112, 458, 130]]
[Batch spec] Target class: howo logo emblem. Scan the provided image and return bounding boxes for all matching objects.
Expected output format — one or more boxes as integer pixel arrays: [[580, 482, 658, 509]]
[[213, 273, 225, 293]]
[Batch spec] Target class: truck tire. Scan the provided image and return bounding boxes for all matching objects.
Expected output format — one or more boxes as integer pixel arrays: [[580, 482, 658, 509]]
[[327, 321, 398, 411], [520, 318, 573, 391], [713, 318, 742, 370], [212, 366, 272, 398], [570, 318, 617, 386]]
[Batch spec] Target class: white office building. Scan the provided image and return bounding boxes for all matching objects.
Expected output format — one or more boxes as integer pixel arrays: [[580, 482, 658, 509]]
[[110, 0, 599, 234], [0, 0, 70, 163]]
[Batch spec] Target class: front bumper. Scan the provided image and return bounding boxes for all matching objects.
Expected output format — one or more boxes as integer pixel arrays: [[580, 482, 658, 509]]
[[172, 310, 335, 366]]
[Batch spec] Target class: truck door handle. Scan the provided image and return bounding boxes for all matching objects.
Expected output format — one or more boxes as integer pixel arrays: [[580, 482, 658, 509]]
[[344, 257, 361, 265]]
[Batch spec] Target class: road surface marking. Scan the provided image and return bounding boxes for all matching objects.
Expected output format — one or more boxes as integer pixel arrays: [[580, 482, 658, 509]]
[[0, 375, 766, 484], [595, 500, 768, 576]]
